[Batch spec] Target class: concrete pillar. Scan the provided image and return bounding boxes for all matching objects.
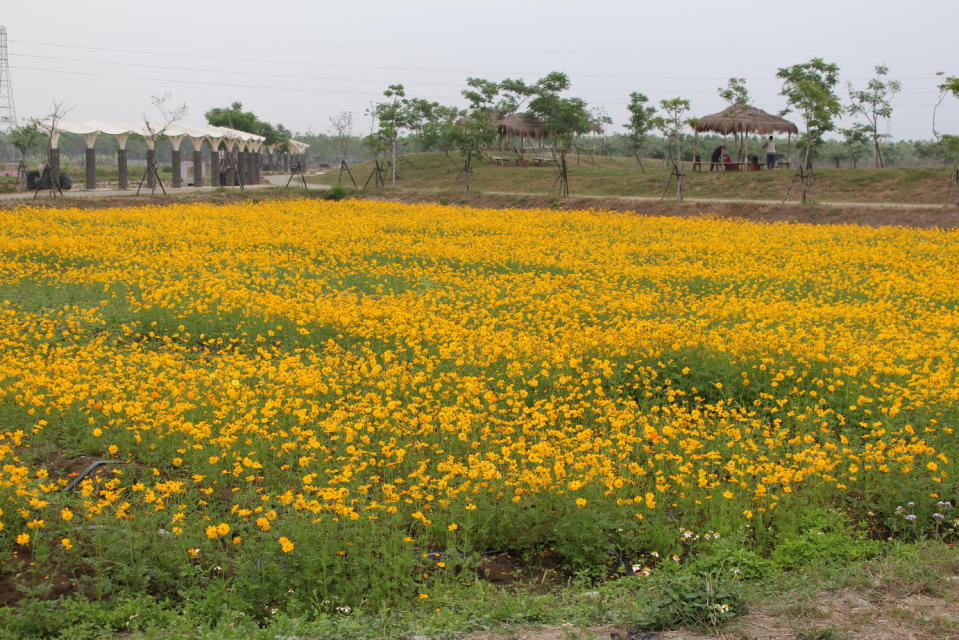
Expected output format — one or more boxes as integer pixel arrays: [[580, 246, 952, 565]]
[[283, 152, 290, 172], [237, 149, 246, 186], [116, 134, 129, 190], [190, 137, 205, 187], [192, 148, 202, 187], [85, 149, 96, 190], [171, 150, 181, 188], [83, 132, 98, 190], [210, 144, 220, 187], [169, 135, 184, 189], [250, 145, 260, 185]]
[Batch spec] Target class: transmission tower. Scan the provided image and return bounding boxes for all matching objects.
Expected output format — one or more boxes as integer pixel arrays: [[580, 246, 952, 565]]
[[0, 26, 17, 132]]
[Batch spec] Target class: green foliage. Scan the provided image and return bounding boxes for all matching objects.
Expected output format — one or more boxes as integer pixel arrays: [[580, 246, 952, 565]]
[[652, 98, 690, 166], [324, 184, 350, 201], [637, 573, 744, 631], [771, 529, 882, 570], [204, 101, 291, 150], [839, 125, 872, 167], [10, 123, 42, 158], [718, 77, 750, 106], [0, 595, 178, 640], [623, 92, 657, 162], [687, 540, 776, 581], [846, 65, 901, 167], [777, 58, 842, 168]]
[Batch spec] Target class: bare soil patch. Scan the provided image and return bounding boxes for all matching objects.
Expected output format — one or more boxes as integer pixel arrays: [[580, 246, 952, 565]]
[[463, 578, 959, 639]]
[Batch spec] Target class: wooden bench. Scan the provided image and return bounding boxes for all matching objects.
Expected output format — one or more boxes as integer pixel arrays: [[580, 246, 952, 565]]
[[532, 156, 556, 166]]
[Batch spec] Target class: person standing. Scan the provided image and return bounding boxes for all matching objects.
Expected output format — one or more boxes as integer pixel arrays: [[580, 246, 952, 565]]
[[764, 136, 777, 169], [710, 145, 726, 172]]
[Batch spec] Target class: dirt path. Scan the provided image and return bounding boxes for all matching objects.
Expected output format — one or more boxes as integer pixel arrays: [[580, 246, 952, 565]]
[[360, 189, 959, 230], [462, 579, 959, 640]]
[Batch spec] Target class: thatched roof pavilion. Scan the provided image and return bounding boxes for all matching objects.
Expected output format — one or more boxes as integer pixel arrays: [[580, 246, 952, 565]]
[[495, 113, 547, 139], [692, 104, 798, 135]]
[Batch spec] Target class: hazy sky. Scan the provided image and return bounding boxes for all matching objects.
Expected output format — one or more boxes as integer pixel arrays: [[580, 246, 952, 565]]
[[3, 0, 957, 140]]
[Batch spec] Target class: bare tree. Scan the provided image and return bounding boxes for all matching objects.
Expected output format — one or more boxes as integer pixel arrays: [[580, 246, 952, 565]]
[[329, 111, 353, 163], [846, 65, 901, 168], [138, 93, 188, 195], [35, 100, 72, 198]]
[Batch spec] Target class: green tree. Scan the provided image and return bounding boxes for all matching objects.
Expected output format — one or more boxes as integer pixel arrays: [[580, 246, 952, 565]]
[[624, 92, 657, 172], [205, 101, 260, 133], [718, 77, 750, 106], [652, 98, 691, 169], [777, 58, 842, 200], [846, 65, 901, 168], [205, 101, 290, 149], [933, 74, 959, 161], [370, 85, 419, 185], [9, 122, 42, 189], [839, 126, 871, 168], [526, 72, 593, 197]]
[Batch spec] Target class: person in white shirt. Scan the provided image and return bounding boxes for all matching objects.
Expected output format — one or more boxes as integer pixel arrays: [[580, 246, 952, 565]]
[[764, 136, 777, 169]]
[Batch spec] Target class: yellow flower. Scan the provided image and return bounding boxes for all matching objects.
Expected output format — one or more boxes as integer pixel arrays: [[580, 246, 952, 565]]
[[419, 593, 430, 599], [26, 519, 44, 529], [575, 498, 587, 508], [447, 523, 458, 531], [205, 525, 219, 539], [256, 517, 271, 532], [278, 536, 295, 553], [107, 444, 119, 455], [61, 508, 74, 521], [61, 538, 73, 550], [16, 533, 30, 545], [722, 491, 734, 499], [216, 522, 230, 536]]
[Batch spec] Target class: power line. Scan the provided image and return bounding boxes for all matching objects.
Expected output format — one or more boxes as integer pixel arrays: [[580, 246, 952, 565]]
[[10, 38, 942, 84], [10, 53, 946, 98], [12, 64, 951, 111]]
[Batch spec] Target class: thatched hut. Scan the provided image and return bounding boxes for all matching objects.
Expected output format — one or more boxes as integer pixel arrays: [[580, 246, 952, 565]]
[[693, 104, 798, 136], [495, 113, 546, 138], [692, 104, 798, 162], [494, 113, 549, 152]]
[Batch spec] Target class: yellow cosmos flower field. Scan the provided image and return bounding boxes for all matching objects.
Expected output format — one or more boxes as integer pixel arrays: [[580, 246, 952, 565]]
[[0, 198, 956, 608]]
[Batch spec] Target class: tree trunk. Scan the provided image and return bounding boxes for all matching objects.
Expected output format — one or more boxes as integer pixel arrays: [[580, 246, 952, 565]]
[[559, 152, 569, 197], [634, 151, 646, 174], [391, 140, 396, 185]]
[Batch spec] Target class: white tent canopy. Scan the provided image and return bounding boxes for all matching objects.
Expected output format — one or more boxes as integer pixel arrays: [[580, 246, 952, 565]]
[[31, 117, 309, 192], [34, 118, 308, 151]]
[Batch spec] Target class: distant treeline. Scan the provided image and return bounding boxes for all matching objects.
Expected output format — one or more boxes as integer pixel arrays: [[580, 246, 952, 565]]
[[1, 131, 954, 170]]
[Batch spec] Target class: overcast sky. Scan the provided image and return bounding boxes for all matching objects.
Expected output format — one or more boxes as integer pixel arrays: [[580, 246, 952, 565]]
[[3, 0, 957, 140]]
